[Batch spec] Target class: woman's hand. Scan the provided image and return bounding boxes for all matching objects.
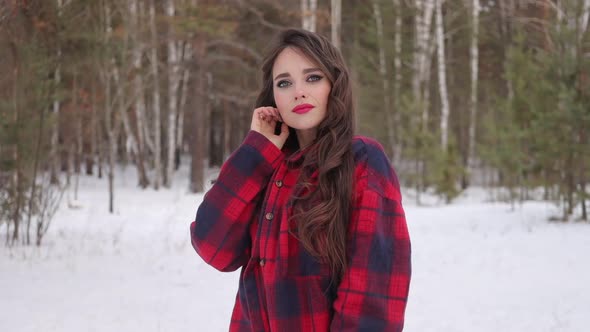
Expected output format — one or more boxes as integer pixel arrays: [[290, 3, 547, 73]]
[[250, 107, 289, 149]]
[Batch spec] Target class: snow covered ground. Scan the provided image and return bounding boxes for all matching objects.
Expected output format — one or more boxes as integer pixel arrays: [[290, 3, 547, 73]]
[[2, 165, 589, 332]]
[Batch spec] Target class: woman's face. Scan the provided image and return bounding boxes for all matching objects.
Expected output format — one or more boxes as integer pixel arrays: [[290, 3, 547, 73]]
[[272, 47, 331, 135]]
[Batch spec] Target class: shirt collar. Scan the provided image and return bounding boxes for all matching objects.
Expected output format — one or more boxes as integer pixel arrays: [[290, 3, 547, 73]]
[[284, 143, 314, 167]]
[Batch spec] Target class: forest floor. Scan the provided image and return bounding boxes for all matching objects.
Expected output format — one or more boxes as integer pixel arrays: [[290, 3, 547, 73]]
[[2, 165, 589, 332]]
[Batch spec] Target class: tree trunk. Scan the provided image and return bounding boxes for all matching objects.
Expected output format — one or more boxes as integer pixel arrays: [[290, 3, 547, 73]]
[[131, 0, 150, 188], [372, 0, 395, 158], [223, 100, 231, 161], [26, 102, 45, 243], [436, 0, 450, 150], [189, 39, 207, 193], [72, 72, 80, 200], [176, 43, 191, 170], [412, 0, 435, 201], [165, 0, 180, 187], [310, 0, 317, 32], [49, 0, 63, 185], [301, 0, 309, 30], [466, 0, 480, 187], [301, 0, 317, 32], [150, 0, 162, 190], [393, 0, 403, 164], [581, 0, 590, 39], [11, 47, 21, 246], [331, 0, 341, 49], [104, 2, 115, 213]]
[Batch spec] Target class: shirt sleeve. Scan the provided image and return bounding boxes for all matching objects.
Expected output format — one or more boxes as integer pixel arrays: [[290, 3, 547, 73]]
[[190, 130, 283, 272], [331, 140, 411, 331]]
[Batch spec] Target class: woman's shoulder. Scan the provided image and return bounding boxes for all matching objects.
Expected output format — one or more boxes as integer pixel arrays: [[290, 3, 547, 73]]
[[352, 135, 400, 196], [352, 135, 389, 167]]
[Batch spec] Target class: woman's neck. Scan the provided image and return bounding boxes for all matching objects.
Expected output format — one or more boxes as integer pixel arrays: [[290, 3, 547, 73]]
[[295, 129, 317, 149]]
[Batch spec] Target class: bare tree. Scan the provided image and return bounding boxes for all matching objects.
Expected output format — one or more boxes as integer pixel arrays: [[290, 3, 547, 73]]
[[372, 0, 395, 158], [149, 0, 162, 190], [467, 0, 480, 176], [103, 1, 122, 213], [189, 38, 208, 193], [176, 42, 192, 170], [49, 0, 64, 185], [435, 0, 450, 150], [164, 0, 181, 187], [130, 0, 150, 188], [301, 0, 317, 32], [413, 0, 435, 126], [392, 0, 403, 163], [331, 0, 341, 49]]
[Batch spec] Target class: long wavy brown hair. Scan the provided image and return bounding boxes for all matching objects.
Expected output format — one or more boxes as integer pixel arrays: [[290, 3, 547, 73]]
[[255, 28, 355, 281]]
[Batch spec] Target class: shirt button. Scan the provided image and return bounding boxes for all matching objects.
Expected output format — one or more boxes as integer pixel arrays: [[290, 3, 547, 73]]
[[275, 180, 283, 188], [259, 258, 266, 267], [265, 212, 274, 220]]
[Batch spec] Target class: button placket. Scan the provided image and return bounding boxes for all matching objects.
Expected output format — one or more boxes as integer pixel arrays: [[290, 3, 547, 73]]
[[258, 162, 286, 272]]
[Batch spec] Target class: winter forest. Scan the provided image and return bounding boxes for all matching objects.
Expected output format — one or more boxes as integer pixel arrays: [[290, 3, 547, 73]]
[[1, 0, 590, 331]]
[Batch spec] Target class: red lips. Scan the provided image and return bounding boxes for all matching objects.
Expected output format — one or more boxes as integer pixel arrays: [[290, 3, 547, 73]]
[[292, 103, 315, 114]]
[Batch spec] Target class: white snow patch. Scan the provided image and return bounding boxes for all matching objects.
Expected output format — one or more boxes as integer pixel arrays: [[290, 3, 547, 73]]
[[2, 165, 589, 332]]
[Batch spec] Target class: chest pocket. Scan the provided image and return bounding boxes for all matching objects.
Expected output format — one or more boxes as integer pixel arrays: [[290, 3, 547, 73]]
[[278, 218, 332, 277]]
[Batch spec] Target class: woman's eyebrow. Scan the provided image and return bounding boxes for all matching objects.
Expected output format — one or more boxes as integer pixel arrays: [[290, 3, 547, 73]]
[[273, 67, 322, 81], [302, 67, 322, 74]]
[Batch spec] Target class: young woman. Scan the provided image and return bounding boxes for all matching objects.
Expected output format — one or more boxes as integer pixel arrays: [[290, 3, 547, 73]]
[[190, 28, 411, 331]]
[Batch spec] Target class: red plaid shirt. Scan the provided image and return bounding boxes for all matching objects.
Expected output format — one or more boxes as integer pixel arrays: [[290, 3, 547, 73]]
[[190, 131, 411, 331]]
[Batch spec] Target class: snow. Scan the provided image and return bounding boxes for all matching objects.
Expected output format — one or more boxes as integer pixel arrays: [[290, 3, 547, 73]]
[[2, 166, 589, 332]]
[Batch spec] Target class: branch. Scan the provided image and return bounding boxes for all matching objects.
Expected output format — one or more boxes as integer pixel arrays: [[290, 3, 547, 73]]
[[212, 93, 255, 107], [235, 0, 287, 31], [206, 54, 257, 71], [206, 39, 263, 62]]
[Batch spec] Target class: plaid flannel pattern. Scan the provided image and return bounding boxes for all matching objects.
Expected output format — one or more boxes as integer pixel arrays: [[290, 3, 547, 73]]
[[191, 130, 411, 331]]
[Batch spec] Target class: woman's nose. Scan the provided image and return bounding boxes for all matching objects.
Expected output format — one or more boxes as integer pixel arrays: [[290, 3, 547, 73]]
[[294, 89, 306, 100]]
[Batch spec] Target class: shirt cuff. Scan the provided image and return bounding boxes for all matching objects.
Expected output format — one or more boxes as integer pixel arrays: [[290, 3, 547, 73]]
[[243, 130, 284, 167]]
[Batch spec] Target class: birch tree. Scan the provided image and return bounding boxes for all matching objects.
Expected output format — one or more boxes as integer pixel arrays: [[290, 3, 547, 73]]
[[49, 0, 64, 185], [103, 1, 121, 213], [149, 0, 162, 190], [372, 0, 395, 158], [164, 0, 180, 188], [389, 0, 403, 162], [176, 42, 192, 170], [435, 0, 450, 150], [130, 0, 150, 188], [331, 0, 341, 49], [413, 0, 435, 126], [467, 0, 480, 175], [301, 0, 317, 32]]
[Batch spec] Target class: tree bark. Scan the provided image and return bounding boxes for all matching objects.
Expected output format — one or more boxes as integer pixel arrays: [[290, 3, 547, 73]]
[[150, 0, 162, 190], [467, 0, 480, 182], [413, 0, 435, 126], [49, 0, 63, 185], [189, 38, 207, 193], [301, 0, 317, 32], [164, 0, 181, 187], [331, 0, 341, 49], [393, 0, 403, 164], [436, 0, 450, 150], [104, 1, 116, 213], [372, 0, 395, 158], [130, 0, 150, 188], [11, 44, 21, 246], [176, 42, 192, 170]]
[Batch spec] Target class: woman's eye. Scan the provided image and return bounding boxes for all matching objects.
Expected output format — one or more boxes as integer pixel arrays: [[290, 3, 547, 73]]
[[277, 80, 291, 88], [308, 74, 323, 82]]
